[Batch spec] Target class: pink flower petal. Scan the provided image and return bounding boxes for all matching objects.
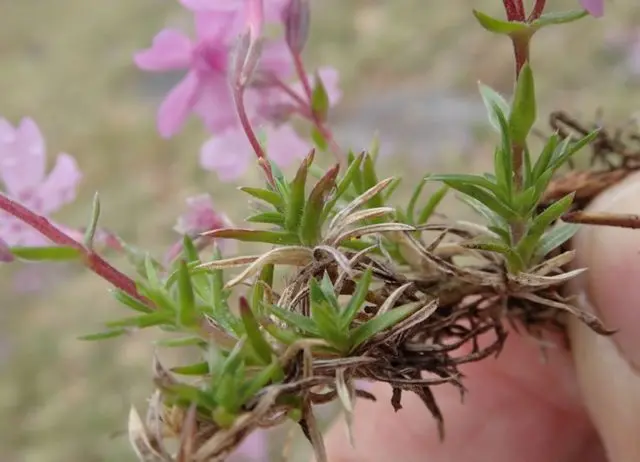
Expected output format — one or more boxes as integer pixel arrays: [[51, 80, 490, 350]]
[[0, 117, 46, 196], [200, 130, 253, 181], [259, 40, 294, 80], [181, 0, 244, 11], [195, 10, 240, 43], [35, 153, 82, 214], [158, 71, 201, 138], [580, 0, 604, 17], [174, 193, 229, 235], [0, 215, 50, 247], [262, 124, 309, 168], [193, 75, 239, 132], [134, 29, 193, 71]]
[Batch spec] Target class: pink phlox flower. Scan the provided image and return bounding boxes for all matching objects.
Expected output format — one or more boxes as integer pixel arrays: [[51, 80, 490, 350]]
[[180, 0, 289, 35], [164, 194, 234, 263], [135, 8, 293, 138], [0, 117, 81, 247], [174, 193, 232, 236], [580, 0, 604, 17], [199, 124, 309, 181]]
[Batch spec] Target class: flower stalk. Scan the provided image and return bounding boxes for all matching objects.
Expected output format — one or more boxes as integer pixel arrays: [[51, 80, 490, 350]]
[[0, 193, 147, 304]]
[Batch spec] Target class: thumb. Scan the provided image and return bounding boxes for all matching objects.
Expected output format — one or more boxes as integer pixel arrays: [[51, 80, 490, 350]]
[[569, 171, 640, 462]]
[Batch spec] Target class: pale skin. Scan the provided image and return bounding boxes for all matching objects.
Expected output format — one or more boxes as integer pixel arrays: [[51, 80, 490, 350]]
[[321, 172, 640, 462]]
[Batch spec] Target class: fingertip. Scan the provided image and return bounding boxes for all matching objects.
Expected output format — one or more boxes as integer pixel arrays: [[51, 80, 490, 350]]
[[569, 170, 640, 461]]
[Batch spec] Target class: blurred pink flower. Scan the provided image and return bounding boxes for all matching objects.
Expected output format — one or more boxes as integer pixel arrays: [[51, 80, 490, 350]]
[[200, 124, 309, 181], [165, 193, 234, 263], [580, 0, 604, 17], [174, 193, 232, 236], [0, 117, 81, 247], [180, 0, 289, 35], [227, 429, 269, 462], [135, 9, 292, 138]]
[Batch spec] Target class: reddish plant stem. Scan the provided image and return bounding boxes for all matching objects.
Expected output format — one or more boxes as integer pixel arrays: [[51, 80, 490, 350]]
[[263, 74, 310, 110], [513, 0, 526, 20], [512, 33, 530, 79], [528, 0, 546, 21], [503, 0, 525, 21], [0, 193, 149, 305], [510, 35, 530, 196], [502, 0, 533, 246], [232, 83, 276, 188], [289, 49, 345, 164]]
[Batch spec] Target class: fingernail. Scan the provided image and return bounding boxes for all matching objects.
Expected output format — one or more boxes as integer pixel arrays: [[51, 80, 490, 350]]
[[574, 171, 640, 370]]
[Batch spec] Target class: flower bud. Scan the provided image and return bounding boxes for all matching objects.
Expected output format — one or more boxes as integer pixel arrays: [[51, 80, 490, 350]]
[[284, 0, 310, 54]]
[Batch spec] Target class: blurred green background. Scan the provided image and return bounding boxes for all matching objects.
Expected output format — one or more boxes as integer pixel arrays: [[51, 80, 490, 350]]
[[2, 1, 640, 460]]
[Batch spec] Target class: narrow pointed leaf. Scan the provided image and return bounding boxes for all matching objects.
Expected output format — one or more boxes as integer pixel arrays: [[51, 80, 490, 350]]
[[535, 222, 580, 259], [239, 187, 284, 210], [246, 212, 285, 226], [322, 152, 365, 221], [312, 303, 350, 352], [10, 245, 81, 261], [478, 83, 511, 132], [473, 9, 529, 34], [311, 72, 330, 121], [79, 328, 128, 341], [239, 297, 273, 364], [171, 362, 210, 376], [300, 164, 339, 245], [111, 288, 153, 313], [417, 184, 449, 224], [268, 304, 319, 335], [286, 151, 314, 231], [531, 10, 588, 28], [340, 268, 372, 328], [83, 192, 101, 249], [204, 228, 300, 245], [349, 303, 420, 351], [509, 63, 537, 144], [361, 154, 383, 208], [177, 260, 196, 327]]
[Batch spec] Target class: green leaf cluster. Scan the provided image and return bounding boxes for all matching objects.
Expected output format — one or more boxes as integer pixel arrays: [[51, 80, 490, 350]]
[[431, 67, 597, 272], [267, 269, 418, 354]]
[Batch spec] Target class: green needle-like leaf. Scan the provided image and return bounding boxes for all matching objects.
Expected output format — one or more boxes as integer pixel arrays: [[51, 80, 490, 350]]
[[509, 63, 537, 145], [340, 268, 372, 329], [239, 297, 273, 364], [286, 151, 314, 231], [177, 260, 196, 327], [349, 303, 420, 351], [10, 245, 82, 261], [300, 164, 339, 245], [239, 187, 284, 210]]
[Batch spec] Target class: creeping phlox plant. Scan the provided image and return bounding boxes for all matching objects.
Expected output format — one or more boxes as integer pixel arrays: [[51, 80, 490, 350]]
[[3, 0, 636, 461]]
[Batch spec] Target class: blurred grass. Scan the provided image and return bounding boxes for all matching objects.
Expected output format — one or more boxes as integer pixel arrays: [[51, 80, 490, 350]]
[[2, 1, 640, 460]]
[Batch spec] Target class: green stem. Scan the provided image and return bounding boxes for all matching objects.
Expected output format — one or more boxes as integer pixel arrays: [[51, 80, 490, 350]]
[[509, 34, 531, 248]]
